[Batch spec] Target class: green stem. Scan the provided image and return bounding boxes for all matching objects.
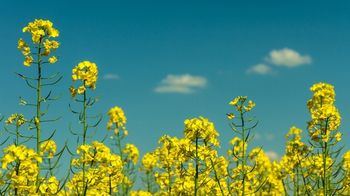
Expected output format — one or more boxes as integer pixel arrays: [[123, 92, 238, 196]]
[[240, 110, 246, 196], [146, 170, 151, 193], [15, 124, 19, 146], [83, 84, 87, 145], [323, 141, 328, 196], [36, 37, 43, 189], [82, 84, 87, 196], [209, 157, 225, 196], [323, 119, 330, 196], [194, 135, 199, 196], [116, 131, 127, 196]]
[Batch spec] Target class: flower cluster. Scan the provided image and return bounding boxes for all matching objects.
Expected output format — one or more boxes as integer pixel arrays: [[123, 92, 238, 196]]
[[228, 96, 256, 114], [307, 82, 341, 142], [22, 19, 59, 43], [184, 116, 220, 146], [141, 152, 157, 171], [40, 140, 57, 158], [67, 141, 124, 194], [342, 151, 350, 194], [8, 19, 350, 195], [123, 143, 139, 164], [107, 106, 128, 135], [70, 61, 98, 96], [5, 113, 27, 127], [1, 145, 42, 194], [228, 137, 247, 161], [18, 19, 59, 66]]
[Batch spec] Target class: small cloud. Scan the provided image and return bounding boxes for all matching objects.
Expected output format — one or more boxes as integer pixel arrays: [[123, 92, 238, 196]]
[[266, 133, 275, 141], [253, 133, 262, 140], [103, 73, 120, 80], [253, 133, 274, 141], [246, 64, 273, 75], [266, 48, 312, 67], [265, 151, 279, 161], [154, 74, 207, 94]]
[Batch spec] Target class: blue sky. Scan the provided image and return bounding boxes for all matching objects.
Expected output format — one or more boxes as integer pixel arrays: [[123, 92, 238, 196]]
[[1, 0, 350, 164]]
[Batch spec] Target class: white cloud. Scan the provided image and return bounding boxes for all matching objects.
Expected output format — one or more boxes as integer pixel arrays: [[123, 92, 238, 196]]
[[266, 133, 275, 141], [154, 74, 207, 94], [253, 133, 274, 141], [103, 73, 120, 80], [265, 151, 279, 161], [266, 48, 312, 67], [254, 133, 262, 140], [246, 64, 273, 75]]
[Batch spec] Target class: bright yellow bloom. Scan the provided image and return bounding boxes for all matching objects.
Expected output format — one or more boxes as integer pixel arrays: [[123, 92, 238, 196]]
[[5, 113, 27, 127], [244, 100, 256, 112], [67, 141, 124, 195], [141, 152, 157, 170], [123, 143, 139, 164], [229, 96, 255, 113], [19, 19, 60, 67], [184, 116, 220, 146], [70, 61, 98, 97], [72, 61, 98, 88], [77, 85, 86, 94], [229, 96, 245, 106], [39, 176, 60, 195], [17, 38, 26, 49], [307, 82, 341, 142], [228, 137, 247, 161], [48, 56, 57, 64], [24, 56, 33, 66], [335, 132, 342, 142], [22, 19, 59, 43], [1, 145, 42, 194], [40, 140, 57, 158], [107, 106, 127, 135]]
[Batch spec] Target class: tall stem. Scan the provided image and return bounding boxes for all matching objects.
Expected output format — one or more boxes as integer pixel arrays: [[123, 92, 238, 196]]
[[82, 84, 87, 196], [194, 135, 199, 196], [35, 37, 43, 188], [322, 119, 329, 196], [116, 131, 127, 195], [83, 83, 87, 145], [240, 111, 246, 196], [15, 124, 19, 146]]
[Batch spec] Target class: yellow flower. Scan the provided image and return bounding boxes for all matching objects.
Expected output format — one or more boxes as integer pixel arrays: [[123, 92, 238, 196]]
[[24, 56, 33, 67], [307, 82, 341, 142], [184, 116, 220, 146], [226, 113, 235, 119], [244, 100, 256, 112], [69, 86, 77, 97], [40, 140, 57, 158], [123, 143, 139, 164], [22, 19, 59, 43], [142, 152, 157, 170], [229, 96, 255, 113], [335, 132, 342, 142], [71, 61, 98, 89], [77, 86, 86, 94], [19, 19, 59, 68], [17, 38, 26, 49], [107, 106, 127, 133], [48, 56, 57, 64], [5, 113, 27, 127]]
